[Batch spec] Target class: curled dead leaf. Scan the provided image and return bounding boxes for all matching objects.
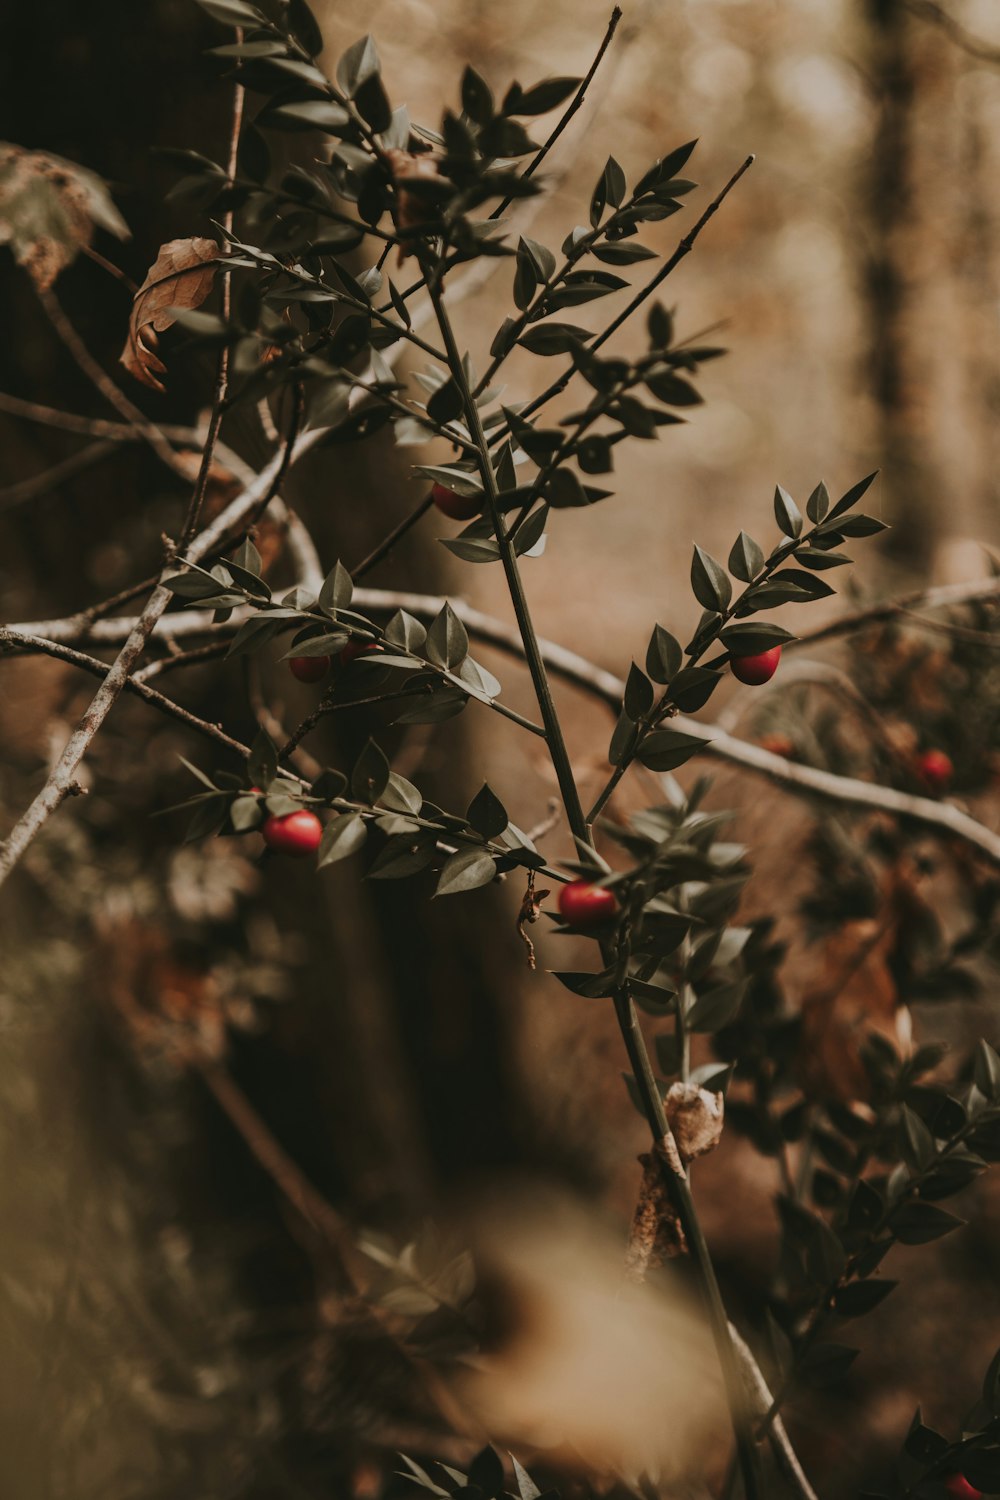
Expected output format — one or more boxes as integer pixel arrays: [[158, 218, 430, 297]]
[[384, 147, 442, 261], [120, 236, 220, 391], [0, 143, 129, 291], [664, 1082, 725, 1163]]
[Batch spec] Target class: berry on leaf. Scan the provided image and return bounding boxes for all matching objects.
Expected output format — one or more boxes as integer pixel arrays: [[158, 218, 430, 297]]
[[261, 809, 323, 856], [731, 644, 782, 686], [289, 655, 330, 683], [558, 879, 618, 927], [432, 482, 480, 522]]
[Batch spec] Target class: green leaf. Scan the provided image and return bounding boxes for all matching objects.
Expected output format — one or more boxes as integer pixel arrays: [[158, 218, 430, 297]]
[[467, 783, 508, 840], [435, 846, 496, 896], [288, 0, 324, 55], [428, 376, 464, 424], [351, 739, 390, 803], [510, 1456, 541, 1500], [441, 535, 502, 564], [636, 727, 705, 772], [833, 1279, 898, 1318], [888, 1201, 965, 1245], [728, 531, 764, 583], [512, 504, 548, 556], [590, 155, 626, 227], [318, 560, 354, 613], [644, 367, 702, 405], [592, 240, 658, 265], [336, 34, 380, 97], [369, 832, 436, 879], [380, 772, 422, 815], [280, 631, 349, 660], [686, 981, 744, 1033], [720, 623, 795, 654], [645, 624, 682, 684], [318, 813, 367, 866], [413, 464, 483, 497], [551, 970, 617, 999], [505, 76, 579, 115], [773, 485, 804, 539], [425, 602, 470, 668], [462, 64, 494, 125], [520, 235, 557, 281], [690, 544, 732, 612], [383, 609, 427, 652], [518, 323, 591, 355], [248, 730, 278, 790], [973, 1040, 1000, 1101], [624, 663, 654, 719], [196, 0, 265, 23], [828, 470, 879, 520], [806, 480, 830, 523], [265, 99, 351, 132]]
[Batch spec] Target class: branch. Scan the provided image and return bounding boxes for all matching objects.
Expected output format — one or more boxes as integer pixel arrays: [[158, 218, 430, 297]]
[[12, 581, 1000, 866], [35, 288, 192, 480], [0, 439, 120, 512], [0, 437, 295, 887], [902, 0, 1000, 65], [729, 1324, 819, 1500], [791, 574, 1000, 649]]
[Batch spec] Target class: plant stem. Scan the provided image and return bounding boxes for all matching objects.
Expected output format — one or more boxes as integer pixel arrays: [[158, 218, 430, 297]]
[[423, 253, 761, 1500], [614, 988, 761, 1499], [423, 269, 591, 844]]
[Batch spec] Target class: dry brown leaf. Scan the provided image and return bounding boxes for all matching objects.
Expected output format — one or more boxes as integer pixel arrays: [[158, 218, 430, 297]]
[[120, 236, 220, 391], [384, 147, 442, 262], [0, 143, 129, 291], [664, 1082, 725, 1162]]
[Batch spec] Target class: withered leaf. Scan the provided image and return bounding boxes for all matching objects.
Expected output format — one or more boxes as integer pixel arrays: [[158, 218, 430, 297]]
[[121, 237, 220, 391], [0, 143, 129, 291]]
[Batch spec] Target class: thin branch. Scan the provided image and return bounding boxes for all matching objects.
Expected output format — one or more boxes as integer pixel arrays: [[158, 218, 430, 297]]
[[729, 1324, 819, 1500], [35, 287, 191, 479], [0, 439, 119, 512], [791, 575, 1000, 649], [902, 0, 1000, 65], [0, 629, 250, 758], [12, 582, 1000, 866], [511, 153, 756, 431], [0, 438, 291, 886], [490, 6, 623, 215], [177, 56, 245, 546], [350, 489, 435, 580]]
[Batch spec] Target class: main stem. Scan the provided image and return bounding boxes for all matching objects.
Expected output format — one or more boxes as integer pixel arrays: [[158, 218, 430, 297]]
[[424, 272, 591, 845], [423, 266, 760, 1499]]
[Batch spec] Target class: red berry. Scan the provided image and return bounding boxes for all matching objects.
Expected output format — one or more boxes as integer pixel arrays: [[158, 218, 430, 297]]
[[289, 655, 330, 683], [339, 640, 383, 666], [917, 748, 954, 794], [945, 1476, 981, 1500], [431, 482, 480, 521], [558, 880, 618, 927], [261, 809, 323, 856], [757, 732, 795, 759], [731, 645, 782, 686]]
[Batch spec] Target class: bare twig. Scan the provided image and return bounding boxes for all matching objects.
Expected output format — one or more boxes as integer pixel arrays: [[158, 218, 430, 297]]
[[0, 440, 290, 886], [177, 56, 245, 546], [0, 439, 119, 511], [728, 1324, 820, 1500], [11, 581, 1000, 866], [792, 575, 1000, 649], [902, 0, 1000, 65], [35, 288, 191, 479]]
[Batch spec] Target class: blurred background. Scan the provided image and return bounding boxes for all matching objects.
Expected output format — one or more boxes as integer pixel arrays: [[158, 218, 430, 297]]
[[2, 1, 1000, 1496]]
